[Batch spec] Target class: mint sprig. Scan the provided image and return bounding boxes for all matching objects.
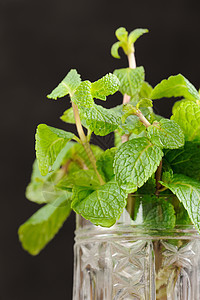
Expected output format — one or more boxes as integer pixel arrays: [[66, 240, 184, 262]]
[[19, 26, 200, 256]]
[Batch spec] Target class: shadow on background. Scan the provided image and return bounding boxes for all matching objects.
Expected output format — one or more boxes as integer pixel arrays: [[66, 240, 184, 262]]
[[1, 0, 200, 299]]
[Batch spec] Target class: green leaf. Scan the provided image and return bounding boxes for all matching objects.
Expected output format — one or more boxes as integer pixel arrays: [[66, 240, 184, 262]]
[[18, 197, 72, 255], [111, 41, 122, 59], [128, 28, 149, 44], [160, 174, 200, 231], [26, 160, 50, 204], [139, 81, 153, 99], [63, 143, 104, 173], [36, 124, 74, 176], [60, 107, 75, 124], [151, 74, 200, 101], [72, 179, 127, 227], [114, 137, 163, 193], [137, 195, 176, 229], [162, 169, 173, 184], [80, 104, 121, 136], [72, 81, 93, 108], [91, 73, 120, 100], [172, 99, 189, 115], [47, 69, 81, 100], [114, 67, 145, 97], [147, 119, 185, 149], [115, 27, 128, 42], [121, 104, 137, 123], [56, 170, 100, 190], [171, 100, 200, 142], [136, 177, 156, 195], [136, 98, 153, 109], [96, 148, 117, 182], [165, 142, 200, 180], [26, 142, 75, 204]]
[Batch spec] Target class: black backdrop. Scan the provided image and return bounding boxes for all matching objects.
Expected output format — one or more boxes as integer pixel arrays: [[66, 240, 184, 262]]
[[1, 0, 200, 299]]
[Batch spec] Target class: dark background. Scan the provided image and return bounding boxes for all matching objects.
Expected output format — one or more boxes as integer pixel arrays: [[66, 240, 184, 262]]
[[1, 0, 200, 299]]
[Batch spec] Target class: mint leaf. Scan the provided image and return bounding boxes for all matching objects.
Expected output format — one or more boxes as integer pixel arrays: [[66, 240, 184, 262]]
[[80, 104, 121, 136], [26, 160, 50, 204], [165, 142, 200, 180], [136, 177, 156, 195], [139, 196, 176, 229], [114, 137, 163, 193], [18, 197, 71, 255], [91, 73, 120, 100], [56, 170, 100, 190], [136, 98, 153, 109], [121, 104, 137, 123], [160, 174, 200, 231], [71, 179, 127, 227], [96, 148, 117, 182], [111, 41, 122, 59], [63, 143, 103, 172], [60, 107, 75, 124], [128, 28, 149, 44], [72, 81, 93, 108], [114, 67, 145, 97], [115, 27, 128, 42], [47, 69, 81, 99], [139, 81, 153, 99], [147, 119, 185, 149], [36, 124, 74, 176], [151, 74, 200, 101], [171, 101, 200, 142]]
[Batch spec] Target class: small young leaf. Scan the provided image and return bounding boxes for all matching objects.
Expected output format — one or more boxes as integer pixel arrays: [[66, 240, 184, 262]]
[[121, 104, 137, 123], [71, 179, 127, 227], [18, 197, 72, 255], [80, 104, 121, 136], [91, 73, 120, 100], [36, 124, 74, 176], [139, 81, 153, 99], [56, 170, 100, 190], [113, 137, 163, 193], [128, 28, 149, 44], [114, 67, 145, 97], [165, 142, 200, 180], [136, 98, 153, 109], [96, 148, 117, 182], [72, 81, 93, 108], [115, 27, 128, 42], [47, 69, 81, 100], [151, 74, 200, 101], [111, 41, 122, 59], [171, 100, 200, 142], [160, 174, 200, 231], [147, 119, 185, 149], [60, 107, 75, 124], [162, 169, 173, 183]]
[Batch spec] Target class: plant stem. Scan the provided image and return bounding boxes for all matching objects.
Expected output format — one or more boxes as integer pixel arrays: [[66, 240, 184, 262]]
[[128, 52, 136, 69], [136, 110, 151, 128], [72, 102, 105, 185], [121, 51, 136, 143], [155, 160, 163, 195]]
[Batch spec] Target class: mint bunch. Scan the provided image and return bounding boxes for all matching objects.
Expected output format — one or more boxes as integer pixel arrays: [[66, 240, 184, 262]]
[[19, 27, 200, 255]]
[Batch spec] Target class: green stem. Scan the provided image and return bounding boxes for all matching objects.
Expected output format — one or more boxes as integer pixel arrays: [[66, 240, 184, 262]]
[[72, 102, 105, 185], [155, 160, 163, 195], [122, 51, 136, 143], [136, 109, 151, 128]]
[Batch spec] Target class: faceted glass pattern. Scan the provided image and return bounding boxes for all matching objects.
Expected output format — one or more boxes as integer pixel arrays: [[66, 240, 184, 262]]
[[73, 196, 200, 300]]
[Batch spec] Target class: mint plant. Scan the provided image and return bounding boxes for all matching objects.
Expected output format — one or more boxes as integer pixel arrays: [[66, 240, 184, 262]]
[[19, 27, 200, 257]]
